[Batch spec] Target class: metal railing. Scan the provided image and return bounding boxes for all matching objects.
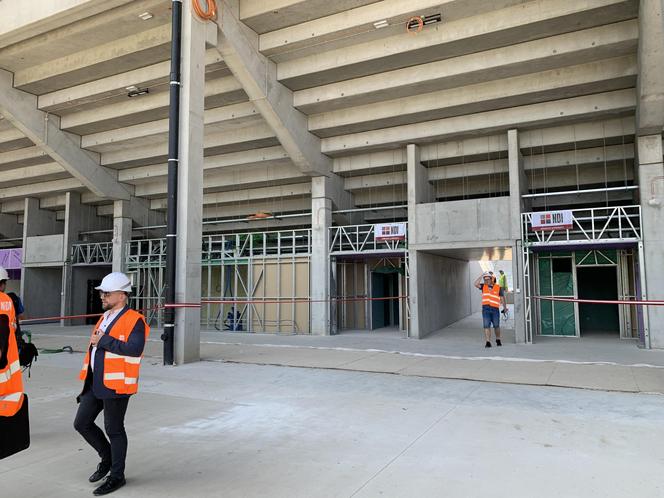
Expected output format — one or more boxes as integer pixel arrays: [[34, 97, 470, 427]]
[[125, 238, 167, 268], [71, 242, 113, 265], [329, 223, 408, 254], [202, 229, 311, 262], [522, 206, 641, 247]]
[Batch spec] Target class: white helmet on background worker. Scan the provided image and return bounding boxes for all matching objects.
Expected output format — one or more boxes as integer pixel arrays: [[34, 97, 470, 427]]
[[95, 272, 132, 293], [0, 266, 9, 281]]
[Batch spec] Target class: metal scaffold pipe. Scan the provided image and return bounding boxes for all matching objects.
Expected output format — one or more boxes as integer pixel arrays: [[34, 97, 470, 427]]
[[163, 0, 182, 366]]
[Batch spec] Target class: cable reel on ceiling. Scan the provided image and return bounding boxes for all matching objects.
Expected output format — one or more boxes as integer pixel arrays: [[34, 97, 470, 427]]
[[193, 0, 217, 21]]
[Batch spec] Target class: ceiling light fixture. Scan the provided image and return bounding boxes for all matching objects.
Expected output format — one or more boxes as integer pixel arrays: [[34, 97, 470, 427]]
[[127, 86, 149, 97], [138, 11, 153, 21], [373, 19, 389, 29]]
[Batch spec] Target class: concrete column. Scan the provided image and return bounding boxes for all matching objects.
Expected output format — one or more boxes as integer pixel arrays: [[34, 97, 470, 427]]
[[61, 192, 109, 325], [637, 135, 664, 348], [111, 197, 156, 272], [174, 2, 206, 363], [310, 176, 332, 335], [406, 143, 432, 339], [21, 197, 64, 322], [636, 0, 664, 136], [508, 129, 528, 343], [112, 200, 132, 273]]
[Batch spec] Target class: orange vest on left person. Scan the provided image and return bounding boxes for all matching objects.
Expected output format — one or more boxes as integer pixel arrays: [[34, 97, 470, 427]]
[[79, 309, 150, 395], [0, 291, 24, 417]]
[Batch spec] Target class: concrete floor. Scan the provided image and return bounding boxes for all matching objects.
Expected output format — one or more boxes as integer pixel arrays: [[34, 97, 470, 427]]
[[3, 352, 664, 497]]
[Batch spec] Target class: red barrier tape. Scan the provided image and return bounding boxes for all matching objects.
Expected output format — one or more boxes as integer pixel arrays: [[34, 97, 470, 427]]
[[19, 297, 409, 323], [533, 296, 664, 306]]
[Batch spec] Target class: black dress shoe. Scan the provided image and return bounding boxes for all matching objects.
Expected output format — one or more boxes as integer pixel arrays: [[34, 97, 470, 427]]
[[93, 476, 126, 496], [89, 462, 111, 483]]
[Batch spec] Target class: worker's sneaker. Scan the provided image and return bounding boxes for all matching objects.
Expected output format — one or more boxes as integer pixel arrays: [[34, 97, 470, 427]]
[[496, 340, 502, 347], [93, 476, 126, 495], [88, 461, 111, 483], [485, 341, 492, 348]]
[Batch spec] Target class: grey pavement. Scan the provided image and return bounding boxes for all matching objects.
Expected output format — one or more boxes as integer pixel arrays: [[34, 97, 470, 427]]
[[24, 312, 664, 394], [3, 352, 664, 497]]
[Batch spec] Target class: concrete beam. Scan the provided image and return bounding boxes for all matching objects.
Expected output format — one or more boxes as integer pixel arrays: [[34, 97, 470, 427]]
[[261, 0, 527, 60], [150, 182, 312, 210], [215, 1, 332, 176], [309, 56, 638, 137], [82, 101, 259, 151], [636, 0, 664, 135], [0, 0, 134, 47], [60, 76, 245, 135], [279, 0, 637, 90], [135, 162, 307, 198], [0, 178, 84, 201], [38, 49, 224, 113], [0, 69, 131, 200], [321, 89, 636, 155], [0, 162, 68, 188], [13, 23, 172, 94], [240, 0, 378, 33], [202, 197, 311, 219], [101, 121, 279, 169], [295, 20, 638, 114], [118, 146, 289, 184], [0, 145, 52, 170], [202, 215, 311, 233]]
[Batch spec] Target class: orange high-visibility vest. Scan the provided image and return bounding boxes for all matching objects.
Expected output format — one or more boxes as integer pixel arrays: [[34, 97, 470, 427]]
[[79, 309, 150, 395], [481, 284, 501, 309], [0, 291, 24, 417]]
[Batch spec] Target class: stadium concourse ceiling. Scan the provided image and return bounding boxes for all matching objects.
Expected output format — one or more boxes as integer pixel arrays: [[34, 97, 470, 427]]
[[0, 0, 645, 228]]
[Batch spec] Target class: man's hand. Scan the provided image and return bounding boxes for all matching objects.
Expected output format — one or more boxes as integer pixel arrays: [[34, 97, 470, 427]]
[[90, 329, 104, 346]]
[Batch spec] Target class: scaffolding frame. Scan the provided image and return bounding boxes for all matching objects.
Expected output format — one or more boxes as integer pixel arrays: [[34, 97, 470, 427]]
[[71, 242, 113, 266], [329, 223, 408, 255], [124, 230, 312, 332], [520, 205, 648, 346]]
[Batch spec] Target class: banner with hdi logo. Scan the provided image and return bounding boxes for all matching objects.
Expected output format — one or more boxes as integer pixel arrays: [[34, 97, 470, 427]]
[[530, 210, 573, 231], [374, 222, 407, 241]]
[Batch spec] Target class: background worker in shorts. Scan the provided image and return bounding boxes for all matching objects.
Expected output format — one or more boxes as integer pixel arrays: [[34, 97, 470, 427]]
[[474, 272, 505, 348]]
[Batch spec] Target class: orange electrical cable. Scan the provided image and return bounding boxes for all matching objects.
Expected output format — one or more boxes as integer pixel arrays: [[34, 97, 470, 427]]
[[406, 16, 423, 35], [192, 0, 217, 21]]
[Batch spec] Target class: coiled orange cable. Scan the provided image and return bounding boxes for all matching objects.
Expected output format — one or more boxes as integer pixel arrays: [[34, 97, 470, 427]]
[[192, 0, 217, 21]]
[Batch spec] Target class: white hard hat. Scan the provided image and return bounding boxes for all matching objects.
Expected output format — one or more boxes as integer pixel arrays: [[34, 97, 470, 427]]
[[0, 266, 9, 281], [95, 272, 132, 293], [482, 272, 492, 278]]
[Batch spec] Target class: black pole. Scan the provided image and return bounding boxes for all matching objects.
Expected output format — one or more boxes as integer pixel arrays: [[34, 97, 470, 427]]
[[163, 0, 182, 365]]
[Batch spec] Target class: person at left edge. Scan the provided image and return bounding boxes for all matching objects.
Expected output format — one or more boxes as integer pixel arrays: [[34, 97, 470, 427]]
[[73, 272, 149, 496], [0, 265, 24, 418]]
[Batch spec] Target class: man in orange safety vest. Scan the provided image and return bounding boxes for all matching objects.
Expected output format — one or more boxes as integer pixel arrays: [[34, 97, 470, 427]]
[[0, 265, 24, 418], [73, 272, 149, 496], [474, 272, 505, 348]]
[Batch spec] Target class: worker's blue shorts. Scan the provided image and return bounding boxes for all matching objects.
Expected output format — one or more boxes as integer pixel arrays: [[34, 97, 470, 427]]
[[482, 306, 500, 329]]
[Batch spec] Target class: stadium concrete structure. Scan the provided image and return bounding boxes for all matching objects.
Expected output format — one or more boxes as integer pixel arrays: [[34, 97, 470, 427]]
[[0, 0, 662, 363]]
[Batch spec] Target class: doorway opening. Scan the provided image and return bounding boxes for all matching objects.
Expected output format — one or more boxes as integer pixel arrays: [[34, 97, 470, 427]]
[[576, 266, 619, 336], [370, 270, 400, 330]]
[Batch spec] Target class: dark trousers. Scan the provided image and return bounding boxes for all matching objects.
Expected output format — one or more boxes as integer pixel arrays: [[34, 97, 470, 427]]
[[74, 388, 130, 479]]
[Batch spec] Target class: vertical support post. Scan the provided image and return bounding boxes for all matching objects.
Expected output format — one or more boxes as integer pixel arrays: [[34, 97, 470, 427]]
[[508, 129, 528, 343], [21, 197, 64, 324], [310, 176, 332, 335], [173, 0, 205, 363], [406, 143, 430, 339], [112, 200, 132, 273], [637, 135, 663, 348]]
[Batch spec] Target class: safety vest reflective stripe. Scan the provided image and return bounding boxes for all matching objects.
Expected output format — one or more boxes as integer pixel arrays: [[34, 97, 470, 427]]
[[103, 372, 138, 384], [0, 360, 21, 383], [0, 391, 22, 402], [0, 391, 24, 417], [105, 352, 141, 364]]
